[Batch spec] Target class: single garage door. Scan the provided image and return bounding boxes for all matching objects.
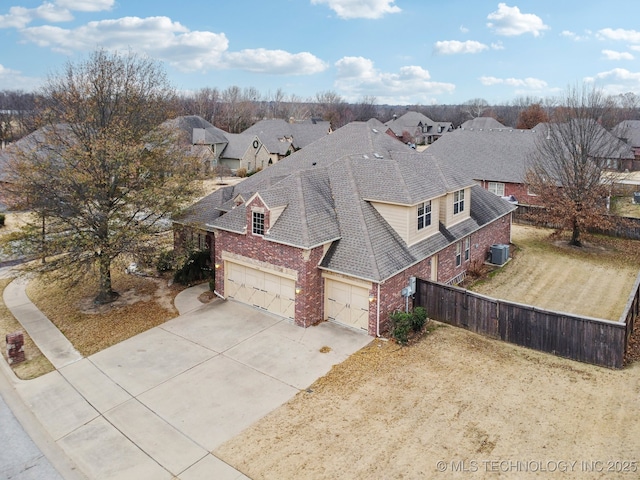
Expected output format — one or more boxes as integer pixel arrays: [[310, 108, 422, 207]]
[[325, 278, 370, 332], [225, 262, 295, 319]]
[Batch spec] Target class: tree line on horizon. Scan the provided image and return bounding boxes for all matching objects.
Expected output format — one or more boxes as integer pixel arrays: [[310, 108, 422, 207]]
[[2, 86, 640, 146]]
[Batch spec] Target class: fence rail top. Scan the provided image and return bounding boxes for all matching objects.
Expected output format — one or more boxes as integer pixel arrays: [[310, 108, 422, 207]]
[[619, 270, 640, 323]]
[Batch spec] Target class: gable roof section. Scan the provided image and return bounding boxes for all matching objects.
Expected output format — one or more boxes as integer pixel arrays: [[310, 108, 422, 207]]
[[385, 111, 435, 135], [613, 120, 640, 148], [162, 115, 229, 146], [243, 118, 330, 151], [220, 133, 255, 159]]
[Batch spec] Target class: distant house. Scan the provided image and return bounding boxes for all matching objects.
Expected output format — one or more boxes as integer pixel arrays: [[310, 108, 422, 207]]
[[242, 118, 331, 164], [427, 121, 635, 205], [612, 120, 640, 170], [384, 111, 453, 145], [162, 116, 229, 172], [218, 133, 271, 173], [173, 119, 515, 336], [459, 117, 507, 130]]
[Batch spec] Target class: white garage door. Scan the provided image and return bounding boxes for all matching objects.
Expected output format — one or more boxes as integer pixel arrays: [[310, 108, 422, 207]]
[[225, 262, 295, 319], [325, 279, 370, 332]]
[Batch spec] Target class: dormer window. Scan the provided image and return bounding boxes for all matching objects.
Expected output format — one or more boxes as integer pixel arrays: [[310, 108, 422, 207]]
[[417, 201, 432, 230], [252, 211, 265, 235], [453, 189, 465, 215]]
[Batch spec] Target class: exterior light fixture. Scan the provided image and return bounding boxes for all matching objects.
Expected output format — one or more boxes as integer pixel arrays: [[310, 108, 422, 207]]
[[295, 285, 302, 295], [214, 263, 221, 269], [368, 294, 375, 303]]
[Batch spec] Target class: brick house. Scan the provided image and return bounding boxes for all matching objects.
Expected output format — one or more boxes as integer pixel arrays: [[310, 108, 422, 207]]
[[174, 119, 515, 336], [384, 111, 453, 145], [425, 122, 635, 206]]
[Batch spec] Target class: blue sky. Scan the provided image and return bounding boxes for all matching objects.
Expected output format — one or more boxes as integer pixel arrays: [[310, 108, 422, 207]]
[[1, 0, 640, 105]]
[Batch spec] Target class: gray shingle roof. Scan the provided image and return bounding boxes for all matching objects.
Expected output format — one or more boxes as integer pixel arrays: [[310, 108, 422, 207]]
[[178, 119, 515, 282], [384, 111, 451, 137], [220, 133, 255, 160], [611, 120, 640, 149], [459, 117, 507, 130], [162, 115, 229, 146], [243, 118, 330, 151], [424, 127, 538, 183]]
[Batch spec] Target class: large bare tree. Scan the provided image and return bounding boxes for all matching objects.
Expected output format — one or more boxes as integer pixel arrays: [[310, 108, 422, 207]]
[[3, 49, 202, 303], [525, 85, 630, 246]]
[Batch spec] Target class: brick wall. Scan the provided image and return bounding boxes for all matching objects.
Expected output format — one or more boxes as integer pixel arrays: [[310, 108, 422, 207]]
[[214, 195, 326, 328]]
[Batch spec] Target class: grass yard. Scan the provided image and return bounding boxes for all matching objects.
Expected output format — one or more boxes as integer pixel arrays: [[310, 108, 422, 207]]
[[469, 224, 640, 321]]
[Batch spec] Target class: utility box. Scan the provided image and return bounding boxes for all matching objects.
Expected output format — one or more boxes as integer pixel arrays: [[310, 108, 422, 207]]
[[6, 331, 25, 365], [634, 192, 640, 205], [490, 244, 509, 265]]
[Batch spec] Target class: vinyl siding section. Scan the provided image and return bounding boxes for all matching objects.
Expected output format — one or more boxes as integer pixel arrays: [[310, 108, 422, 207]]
[[440, 187, 471, 228]]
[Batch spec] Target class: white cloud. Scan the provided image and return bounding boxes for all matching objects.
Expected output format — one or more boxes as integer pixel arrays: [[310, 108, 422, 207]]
[[0, 0, 113, 29], [310, 0, 400, 19], [20, 16, 326, 76], [0, 64, 42, 90], [223, 49, 328, 75], [597, 28, 640, 43], [602, 49, 634, 61], [334, 56, 455, 103], [584, 68, 640, 95], [55, 0, 114, 11], [434, 40, 488, 55], [459, 25, 469, 34], [491, 41, 505, 50], [479, 75, 548, 89], [561, 30, 590, 41], [0, 4, 73, 29], [487, 3, 549, 37]]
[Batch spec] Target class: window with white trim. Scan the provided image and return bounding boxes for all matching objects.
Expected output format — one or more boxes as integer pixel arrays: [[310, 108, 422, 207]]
[[488, 182, 505, 196], [417, 201, 432, 230], [464, 237, 470, 262], [453, 189, 465, 214], [455, 242, 462, 267], [252, 211, 265, 235]]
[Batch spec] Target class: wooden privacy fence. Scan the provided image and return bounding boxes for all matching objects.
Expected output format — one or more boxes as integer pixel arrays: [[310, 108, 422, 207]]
[[415, 276, 640, 369]]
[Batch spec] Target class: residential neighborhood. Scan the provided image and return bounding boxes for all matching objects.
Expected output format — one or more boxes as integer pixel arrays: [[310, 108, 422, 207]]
[[1, 36, 640, 480]]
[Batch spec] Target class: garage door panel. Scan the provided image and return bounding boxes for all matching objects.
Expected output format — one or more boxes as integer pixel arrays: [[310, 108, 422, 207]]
[[225, 262, 295, 320], [325, 279, 370, 332]]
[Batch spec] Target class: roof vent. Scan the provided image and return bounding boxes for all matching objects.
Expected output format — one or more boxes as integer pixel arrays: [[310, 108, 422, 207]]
[[363, 154, 369, 159], [373, 153, 383, 159], [372, 128, 379, 133]]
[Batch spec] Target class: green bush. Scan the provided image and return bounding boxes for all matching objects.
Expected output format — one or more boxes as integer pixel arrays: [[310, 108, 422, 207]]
[[156, 249, 175, 272], [389, 306, 428, 345], [173, 250, 212, 285]]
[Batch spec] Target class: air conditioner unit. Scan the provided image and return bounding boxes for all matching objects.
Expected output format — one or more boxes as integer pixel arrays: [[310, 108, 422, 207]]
[[490, 244, 509, 265]]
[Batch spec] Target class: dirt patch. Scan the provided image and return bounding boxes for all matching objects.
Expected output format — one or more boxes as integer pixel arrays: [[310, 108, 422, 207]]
[[469, 225, 640, 321], [215, 326, 640, 480]]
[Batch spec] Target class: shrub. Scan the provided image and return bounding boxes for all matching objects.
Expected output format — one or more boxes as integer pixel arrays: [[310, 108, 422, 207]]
[[236, 167, 247, 178], [0, 213, 4, 227], [156, 249, 175, 272], [173, 250, 212, 285], [389, 306, 428, 345]]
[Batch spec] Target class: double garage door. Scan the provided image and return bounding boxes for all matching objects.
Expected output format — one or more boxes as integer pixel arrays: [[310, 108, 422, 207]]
[[325, 278, 370, 332], [225, 262, 295, 319]]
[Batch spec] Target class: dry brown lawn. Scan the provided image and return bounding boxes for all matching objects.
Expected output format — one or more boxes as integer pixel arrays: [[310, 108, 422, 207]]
[[470, 224, 640, 321], [215, 326, 640, 480], [25, 268, 185, 356]]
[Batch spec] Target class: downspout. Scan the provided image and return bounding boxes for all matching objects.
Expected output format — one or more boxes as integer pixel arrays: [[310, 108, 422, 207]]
[[376, 282, 381, 337]]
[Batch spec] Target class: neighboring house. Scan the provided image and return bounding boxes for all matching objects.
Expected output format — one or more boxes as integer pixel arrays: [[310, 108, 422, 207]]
[[459, 117, 507, 130], [218, 133, 271, 173], [162, 116, 229, 172], [242, 118, 331, 164], [174, 119, 515, 336], [612, 120, 640, 170], [384, 111, 453, 145], [425, 127, 540, 205], [428, 121, 635, 205]]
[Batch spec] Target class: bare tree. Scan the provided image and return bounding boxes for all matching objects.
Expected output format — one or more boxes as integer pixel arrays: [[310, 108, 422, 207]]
[[3, 49, 202, 303], [463, 98, 490, 119], [525, 85, 629, 246]]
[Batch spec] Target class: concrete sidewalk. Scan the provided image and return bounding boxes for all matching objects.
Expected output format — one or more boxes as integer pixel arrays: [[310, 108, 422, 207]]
[[2, 277, 373, 479]]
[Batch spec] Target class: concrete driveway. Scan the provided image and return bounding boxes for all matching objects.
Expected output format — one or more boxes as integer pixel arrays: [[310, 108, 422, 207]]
[[14, 299, 372, 479]]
